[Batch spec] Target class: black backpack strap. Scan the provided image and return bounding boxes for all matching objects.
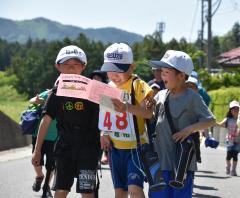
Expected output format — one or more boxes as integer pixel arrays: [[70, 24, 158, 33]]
[[130, 77, 154, 183], [225, 118, 228, 128], [131, 76, 141, 147], [163, 90, 177, 134], [192, 132, 201, 163], [94, 171, 100, 198]]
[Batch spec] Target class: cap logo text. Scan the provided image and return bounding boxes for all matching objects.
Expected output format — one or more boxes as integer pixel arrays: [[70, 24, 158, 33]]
[[163, 53, 170, 59], [107, 53, 123, 60], [65, 49, 81, 55]]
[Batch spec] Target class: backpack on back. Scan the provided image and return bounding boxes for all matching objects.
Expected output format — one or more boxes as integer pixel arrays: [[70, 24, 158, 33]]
[[19, 104, 43, 135]]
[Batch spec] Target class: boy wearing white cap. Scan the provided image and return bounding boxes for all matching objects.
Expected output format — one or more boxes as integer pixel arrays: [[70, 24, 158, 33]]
[[99, 43, 153, 198], [32, 45, 100, 198], [185, 76, 199, 93], [149, 50, 215, 198]]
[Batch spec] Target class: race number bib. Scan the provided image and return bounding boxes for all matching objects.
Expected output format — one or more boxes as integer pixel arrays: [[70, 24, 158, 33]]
[[98, 109, 136, 141]]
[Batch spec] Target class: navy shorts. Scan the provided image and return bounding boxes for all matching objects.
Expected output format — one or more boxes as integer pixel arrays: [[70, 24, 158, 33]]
[[32, 137, 55, 170], [52, 151, 98, 193], [109, 147, 145, 191], [149, 171, 194, 198]]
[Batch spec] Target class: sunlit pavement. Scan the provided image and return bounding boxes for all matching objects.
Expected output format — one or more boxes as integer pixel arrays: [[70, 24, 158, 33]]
[[0, 145, 239, 197]]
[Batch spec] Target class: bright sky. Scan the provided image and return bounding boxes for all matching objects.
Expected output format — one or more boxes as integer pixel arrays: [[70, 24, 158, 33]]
[[1, 0, 239, 42]]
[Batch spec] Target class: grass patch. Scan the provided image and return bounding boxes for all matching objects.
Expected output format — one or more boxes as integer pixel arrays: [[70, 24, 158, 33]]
[[0, 85, 28, 123]]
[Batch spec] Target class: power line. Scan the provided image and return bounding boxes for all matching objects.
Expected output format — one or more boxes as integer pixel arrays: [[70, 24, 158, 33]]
[[212, 0, 222, 16], [189, 0, 200, 42]]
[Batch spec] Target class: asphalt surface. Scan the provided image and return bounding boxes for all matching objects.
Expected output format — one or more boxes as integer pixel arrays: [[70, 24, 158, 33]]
[[0, 145, 239, 198]]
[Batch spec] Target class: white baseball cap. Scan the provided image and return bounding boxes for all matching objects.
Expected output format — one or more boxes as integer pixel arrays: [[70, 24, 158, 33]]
[[190, 71, 199, 80], [149, 50, 194, 76], [186, 76, 198, 87], [101, 43, 133, 73], [55, 45, 87, 65], [150, 83, 161, 90], [229, 101, 240, 109]]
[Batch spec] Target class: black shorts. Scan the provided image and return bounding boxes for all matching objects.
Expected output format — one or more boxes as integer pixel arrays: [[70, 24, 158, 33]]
[[52, 151, 98, 193], [32, 137, 55, 170], [226, 150, 238, 161]]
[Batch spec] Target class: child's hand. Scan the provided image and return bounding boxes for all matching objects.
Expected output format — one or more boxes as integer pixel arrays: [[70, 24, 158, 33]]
[[172, 128, 192, 142], [35, 94, 44, 104], [100, 134, 111, 151], [144, 97, 156, 109], [30, 94, 44, 105], [32, 150, 41, 166], [111, 98, 127, 112]]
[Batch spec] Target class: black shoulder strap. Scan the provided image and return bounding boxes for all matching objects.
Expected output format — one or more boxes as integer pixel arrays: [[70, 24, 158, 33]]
[[164, 90, 177, 134], [225, 118, 228, 128], [131, 76, 141, 147]]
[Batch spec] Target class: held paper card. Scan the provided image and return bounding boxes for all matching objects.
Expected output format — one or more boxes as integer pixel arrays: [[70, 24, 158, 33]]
[[56, 74, 91, 99], [99, 95, 116, 113], [56, 74, 124, 108], [88, 79, 123, 104]]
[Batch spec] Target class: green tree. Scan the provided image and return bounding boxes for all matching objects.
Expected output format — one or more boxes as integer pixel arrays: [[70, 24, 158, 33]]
[[219, 22, 240, 52]]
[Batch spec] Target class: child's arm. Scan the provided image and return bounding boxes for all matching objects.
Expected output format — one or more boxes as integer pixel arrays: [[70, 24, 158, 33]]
[[215, 118, 227, 128], [29, 94, 45, 105], [100, 131, 111, 151], [172, 119, 216, 142], [111, 95, 154, 119], [32, 115, 52, 166]]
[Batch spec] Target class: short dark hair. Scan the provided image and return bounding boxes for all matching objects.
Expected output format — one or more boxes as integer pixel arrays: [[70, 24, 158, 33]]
[[173, 68, 189, 80], [89, 70, 107, 83]]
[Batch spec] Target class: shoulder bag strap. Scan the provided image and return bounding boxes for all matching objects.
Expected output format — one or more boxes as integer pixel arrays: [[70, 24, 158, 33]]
[[164, 90, 177, 134], [131, 76, 141, 147]]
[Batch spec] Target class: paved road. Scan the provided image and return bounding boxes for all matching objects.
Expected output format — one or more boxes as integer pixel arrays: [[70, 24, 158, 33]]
[[193, 146, 240, 198], [0, 145, 239, 198]]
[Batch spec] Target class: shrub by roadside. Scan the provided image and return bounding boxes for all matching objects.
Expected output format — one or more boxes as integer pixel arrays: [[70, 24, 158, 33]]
[[0, 85, 27, 123], [209, 87, 240, 121]]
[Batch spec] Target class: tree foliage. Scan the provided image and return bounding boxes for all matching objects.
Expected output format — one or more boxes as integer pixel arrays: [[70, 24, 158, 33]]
[[0, 22, 239, 98]]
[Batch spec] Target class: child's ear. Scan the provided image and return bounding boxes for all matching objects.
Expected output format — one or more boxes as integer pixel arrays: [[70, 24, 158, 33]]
[[130, 63, 136, 70], [55, 64, 61, 72], [180, 72, 187, 80]]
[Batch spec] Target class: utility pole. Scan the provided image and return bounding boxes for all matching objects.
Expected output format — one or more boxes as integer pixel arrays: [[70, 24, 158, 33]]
[[201, 0, 204, 52], [207, 0, 212, 70], [155, 22, 165, 41], [200, 0, 221, 70], [199, 0, 205, 68]]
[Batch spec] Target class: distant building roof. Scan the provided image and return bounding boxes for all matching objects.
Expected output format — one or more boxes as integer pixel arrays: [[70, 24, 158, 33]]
[[217, 47, 240, 67]]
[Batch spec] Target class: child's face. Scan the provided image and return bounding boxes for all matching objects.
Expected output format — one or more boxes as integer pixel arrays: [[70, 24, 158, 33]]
[[186, 82, 198, 92], [231, 107, 239, 118], [153, 69, 162, 81], [56, 59, 85, 74], [161, 68, 185, 90], [107, 65, 135, 86]]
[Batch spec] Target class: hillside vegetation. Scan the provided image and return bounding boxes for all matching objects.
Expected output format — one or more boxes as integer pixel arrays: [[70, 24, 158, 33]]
[[0, 72, 27, 122], [0, 17, 143, 44]]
